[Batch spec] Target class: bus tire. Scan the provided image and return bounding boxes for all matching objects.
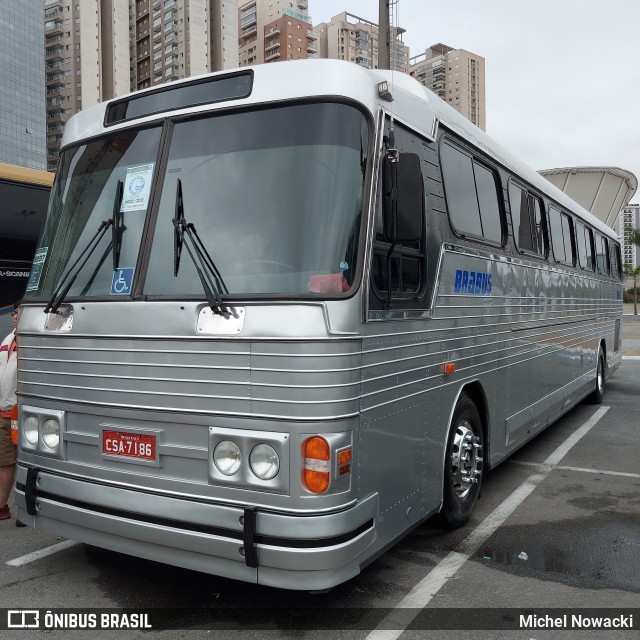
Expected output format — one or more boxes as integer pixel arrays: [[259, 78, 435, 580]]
[[441, 393, 484, 529], [589, 349, 605, 404]]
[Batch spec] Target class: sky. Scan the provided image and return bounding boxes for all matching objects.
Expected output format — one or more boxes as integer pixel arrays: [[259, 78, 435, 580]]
[[310, 0, 640, 205]]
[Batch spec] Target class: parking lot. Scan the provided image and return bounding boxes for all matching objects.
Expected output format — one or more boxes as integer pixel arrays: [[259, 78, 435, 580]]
[[1, 319, 639, 639]]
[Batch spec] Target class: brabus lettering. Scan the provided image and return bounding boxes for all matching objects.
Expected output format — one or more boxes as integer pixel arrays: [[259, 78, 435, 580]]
[[454, 269, 492, 294]]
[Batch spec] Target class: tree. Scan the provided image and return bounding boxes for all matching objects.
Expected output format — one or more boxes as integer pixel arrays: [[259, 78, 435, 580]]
[[624, 225, 640, 315], [624, 263, 640, 315]]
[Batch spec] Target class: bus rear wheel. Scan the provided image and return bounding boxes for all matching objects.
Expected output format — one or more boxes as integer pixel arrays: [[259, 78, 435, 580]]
[[441, 393, 483, 529]]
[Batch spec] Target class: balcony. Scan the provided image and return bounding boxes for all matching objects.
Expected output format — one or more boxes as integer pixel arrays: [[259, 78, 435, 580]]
[[240, 13, 257, 28], [297, 0, 308, 9], [46, 47, 65, 61], [265, 49, 281, 62], [47, 111, 63, 124], [44, 7, 63, 19], [45, 35, 64, 47], [265, 25, 280, 37], [306, 42, 317, 54], [46, 75, 65, 88], [265, 40, 280, 52], [44, 20, 64, 35], [306, 29, 317, 40], [240, 25, 257, 40]]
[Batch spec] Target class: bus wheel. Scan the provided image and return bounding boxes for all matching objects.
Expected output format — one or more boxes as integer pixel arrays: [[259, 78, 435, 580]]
[[589, 349, 605, 404], [441, 393, 483, 529]]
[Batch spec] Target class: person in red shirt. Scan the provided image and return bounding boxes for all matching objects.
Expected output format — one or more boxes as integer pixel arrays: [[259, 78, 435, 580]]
[[0, 300, 22, 525]]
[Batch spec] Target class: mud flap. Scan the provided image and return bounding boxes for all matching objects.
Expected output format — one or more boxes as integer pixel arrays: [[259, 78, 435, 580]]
[[25, 467, 40, 516], [243, 506, 258, 568]]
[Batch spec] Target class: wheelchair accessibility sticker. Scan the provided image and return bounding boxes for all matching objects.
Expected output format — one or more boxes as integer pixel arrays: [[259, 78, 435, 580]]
[[111, 268, 134, 295]]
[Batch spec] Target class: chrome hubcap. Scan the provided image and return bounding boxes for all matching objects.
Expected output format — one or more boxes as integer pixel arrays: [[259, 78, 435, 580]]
[[597, 357, 603, 392], [451, 421, 483, 499]]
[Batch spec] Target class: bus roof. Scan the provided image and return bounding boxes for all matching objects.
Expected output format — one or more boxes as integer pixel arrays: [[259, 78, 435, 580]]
[[62, 59, 618, 241]]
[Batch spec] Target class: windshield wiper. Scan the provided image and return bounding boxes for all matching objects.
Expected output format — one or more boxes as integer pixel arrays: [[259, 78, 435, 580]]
[[172, 179, 229, 316], [112, 179, 124, 269], [44, 218, 113, 314]]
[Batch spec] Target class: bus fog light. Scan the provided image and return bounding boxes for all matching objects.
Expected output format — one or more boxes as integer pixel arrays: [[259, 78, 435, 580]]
[[213, 440, 242, 475], [24, 416, 39, 445], [249, 444, 279, 480], [42, 419, 60, 449]]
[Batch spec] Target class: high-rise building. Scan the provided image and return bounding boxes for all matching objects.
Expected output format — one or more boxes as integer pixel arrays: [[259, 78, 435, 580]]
[[263, 8, 317, 64], [0, 0, 46, 170], [132, 0, 207, 89], [239, 0, 312, 66], [620, 203, 640, 269], [314, 12, 408, 71], [44, 1, 238, 170], [410, 43, 485, 131], [210, 1, 240, 71], [44, 0, 129, 170], [131, 0, 238, 91]]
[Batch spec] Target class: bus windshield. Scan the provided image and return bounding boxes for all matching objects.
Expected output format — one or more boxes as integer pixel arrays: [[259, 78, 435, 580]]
[[27, 102, 369, 301]]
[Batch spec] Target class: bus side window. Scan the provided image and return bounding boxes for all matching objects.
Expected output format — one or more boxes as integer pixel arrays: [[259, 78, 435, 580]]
[[440, 140, 503, 244], [549, 207, 575, 266], [596, 234, 610, 275], [508, 182, 546, 256], [610, 242, 621, 279], [561, 213, 575, 265], [576, 222, 595, 271]]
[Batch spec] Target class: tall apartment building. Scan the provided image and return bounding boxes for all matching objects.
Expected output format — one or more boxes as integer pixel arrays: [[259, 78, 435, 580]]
[[263, 9, 317, 63], [314, 12, 409, 72], [44, 0, 129, 170], [1, 0, 46, 169], [410, 44, 485, 131], [131, 0, 238, 91], [43, 1, 237, 169], [211, 1, 240, 71], [239, 0, 312, 66], [620, 203, 640, 268]]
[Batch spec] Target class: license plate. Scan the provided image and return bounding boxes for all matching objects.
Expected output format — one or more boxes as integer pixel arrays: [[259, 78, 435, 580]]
[[102, 430, 156, 461]]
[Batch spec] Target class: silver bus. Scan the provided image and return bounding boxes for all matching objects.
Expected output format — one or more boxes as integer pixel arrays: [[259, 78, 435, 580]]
[[15, 60, 623, 591]]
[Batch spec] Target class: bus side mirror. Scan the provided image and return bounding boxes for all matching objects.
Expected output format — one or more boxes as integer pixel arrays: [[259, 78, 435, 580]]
[[382, 153, 424, 244]]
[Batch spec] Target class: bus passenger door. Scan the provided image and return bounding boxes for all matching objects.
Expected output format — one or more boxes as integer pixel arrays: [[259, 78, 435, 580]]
[[361, 119, 442, 548]]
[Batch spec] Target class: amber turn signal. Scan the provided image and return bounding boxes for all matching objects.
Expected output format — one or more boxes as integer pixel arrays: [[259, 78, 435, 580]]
[[10, 404, 18, 446], [303, 436, 330, 493]]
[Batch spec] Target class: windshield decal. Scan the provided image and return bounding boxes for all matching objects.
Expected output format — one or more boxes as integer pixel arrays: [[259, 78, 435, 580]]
[[121, 164, 154, 212], [111, 268, 134, 295], [26, 247, 48, 293]]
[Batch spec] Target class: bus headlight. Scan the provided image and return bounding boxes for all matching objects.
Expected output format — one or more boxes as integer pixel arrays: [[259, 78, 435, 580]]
[[213, 440, 242, 476], [249, 444, 279, 480], [42, 419, 60, 449], [24, 416, 39, 445]]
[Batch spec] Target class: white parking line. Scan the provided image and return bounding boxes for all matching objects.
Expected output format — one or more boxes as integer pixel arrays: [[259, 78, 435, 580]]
[[512, 460, 640, 479], [366, 405, 610, 640], [622, 356, 640, 360], [6, 540, 79, 567]]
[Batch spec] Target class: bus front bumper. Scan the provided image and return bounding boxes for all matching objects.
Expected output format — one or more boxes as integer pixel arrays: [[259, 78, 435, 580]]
[[14, 464, 377, 591]]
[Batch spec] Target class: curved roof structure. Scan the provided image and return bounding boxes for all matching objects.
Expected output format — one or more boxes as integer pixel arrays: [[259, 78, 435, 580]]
[[538, 166, 637, 230]]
